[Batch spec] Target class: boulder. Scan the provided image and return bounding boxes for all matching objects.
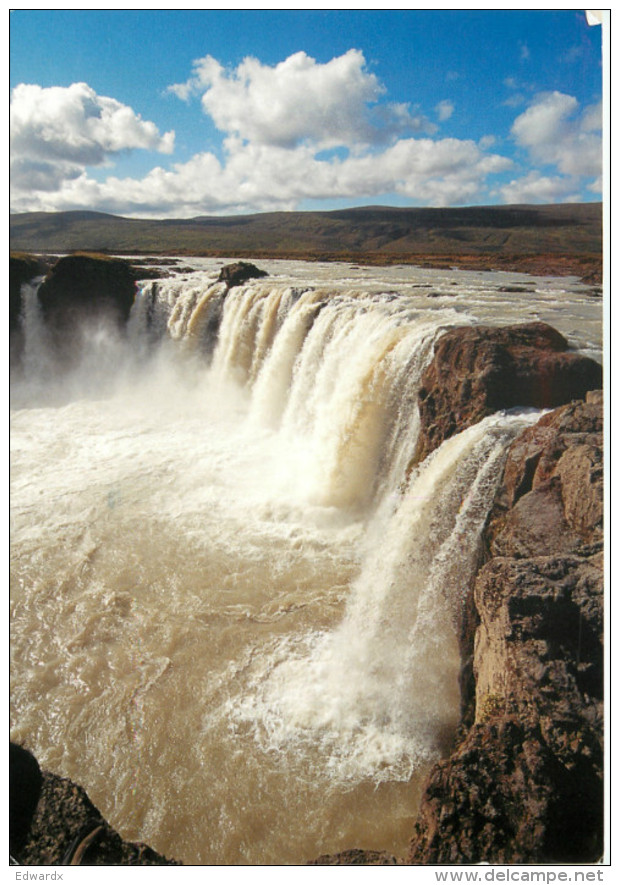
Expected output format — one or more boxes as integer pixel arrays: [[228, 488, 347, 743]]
[[408, 709, 602, 864], [10, 744, 179, 866], [217, 261, 268, 288], [408, 391, 604, 864], [415, 323, 602, 462]]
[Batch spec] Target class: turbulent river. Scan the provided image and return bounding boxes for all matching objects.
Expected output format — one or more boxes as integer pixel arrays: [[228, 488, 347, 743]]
[[9, 258, 602, 864]]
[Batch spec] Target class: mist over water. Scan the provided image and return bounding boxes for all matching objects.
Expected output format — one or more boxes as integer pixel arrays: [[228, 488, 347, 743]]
[[10, 259, 601, 863]]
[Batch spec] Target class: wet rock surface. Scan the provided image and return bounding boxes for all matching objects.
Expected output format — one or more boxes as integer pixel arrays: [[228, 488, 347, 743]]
[[408, 391, 604, 864], [10, 745, 179, 866], [415, 323, 602, 463]]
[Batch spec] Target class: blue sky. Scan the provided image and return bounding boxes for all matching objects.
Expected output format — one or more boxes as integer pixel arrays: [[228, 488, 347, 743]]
[[9, 9, 604, 218]]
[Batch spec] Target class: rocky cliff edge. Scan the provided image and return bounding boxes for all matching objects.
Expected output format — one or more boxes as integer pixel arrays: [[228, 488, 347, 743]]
[[408, 390, 604, 864]]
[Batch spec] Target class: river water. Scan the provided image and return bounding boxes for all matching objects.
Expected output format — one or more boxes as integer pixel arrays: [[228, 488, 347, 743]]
[[9, 259, 602, 864]]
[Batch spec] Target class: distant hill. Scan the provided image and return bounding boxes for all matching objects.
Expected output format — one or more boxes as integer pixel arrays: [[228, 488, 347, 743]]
[[10, 203, 602, 264]]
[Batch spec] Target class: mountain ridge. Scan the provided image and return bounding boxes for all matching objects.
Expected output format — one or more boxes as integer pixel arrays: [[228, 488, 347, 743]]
[[10, 203, 602, 282]]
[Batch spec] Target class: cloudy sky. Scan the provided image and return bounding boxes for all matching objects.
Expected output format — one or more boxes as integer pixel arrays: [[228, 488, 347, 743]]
[[9, 9, 604, 218]]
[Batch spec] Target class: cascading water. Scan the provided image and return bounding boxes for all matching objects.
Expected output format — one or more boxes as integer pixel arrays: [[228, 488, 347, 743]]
[[10, 260, 601, 864]]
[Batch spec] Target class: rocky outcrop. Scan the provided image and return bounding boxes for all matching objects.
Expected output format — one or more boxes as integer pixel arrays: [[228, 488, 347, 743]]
[[408, 390, 604, 864], [10, 743, 178, 866], [415, 323, 603, 463], [38, 253, 136, 329], [217, 261, 268, 288], [36, 253, 136, 364]]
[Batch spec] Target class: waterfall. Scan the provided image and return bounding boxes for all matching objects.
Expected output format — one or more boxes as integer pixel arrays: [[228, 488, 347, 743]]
[[161, 280, 469, 512], [119, 274, 541, 782], [12, 263, 561, 863], [18, 279, 54, 380], [227, 410, 539, 783]]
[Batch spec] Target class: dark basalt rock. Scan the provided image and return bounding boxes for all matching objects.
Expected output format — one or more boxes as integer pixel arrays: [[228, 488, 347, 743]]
[[408, 390, 604, 864], [10, 745, 179, 866], [309, 849, 399, 865], [38, 253, 136, 330], [415, 322, 602, 463], [217, 261, 268, 288], [35, 253, 136, 367], [10, 743, 43, 858]]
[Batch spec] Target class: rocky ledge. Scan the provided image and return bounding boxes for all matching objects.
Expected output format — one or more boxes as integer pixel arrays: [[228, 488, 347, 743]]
[[415, 322, 602, 463], [37, 253, 137, 366], [10, 743, 178, 866], [408, 390, 603, 864]]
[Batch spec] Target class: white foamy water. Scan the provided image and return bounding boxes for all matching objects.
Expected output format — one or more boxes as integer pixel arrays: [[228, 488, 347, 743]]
[[10, 259, 601, 864]]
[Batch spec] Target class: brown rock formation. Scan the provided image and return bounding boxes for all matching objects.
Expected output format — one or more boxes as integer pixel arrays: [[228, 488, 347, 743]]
[[408, 391, 604, 864], [415, 323, 602, 463], [217, 261, 268, 288], [10, 744, 179, 866]]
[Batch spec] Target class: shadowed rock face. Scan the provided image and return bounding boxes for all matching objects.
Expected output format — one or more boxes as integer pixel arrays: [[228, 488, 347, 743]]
[[10, 743, 43, 858], [408, 391, 604, 865], [38, 254, 136, 328], [36, 254, 136, 366], [415, 323, 603, 463]]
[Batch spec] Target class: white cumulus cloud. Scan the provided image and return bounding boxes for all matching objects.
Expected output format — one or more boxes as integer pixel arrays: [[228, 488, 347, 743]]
[[510, 91, 602, 179], [22, 51, 607, 218], [497, 91, 603, 204], [170, 49, 435, 148], [9, 133, 513, 217], [498, 170, 583, 204], [10, 82, 174, 193]]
